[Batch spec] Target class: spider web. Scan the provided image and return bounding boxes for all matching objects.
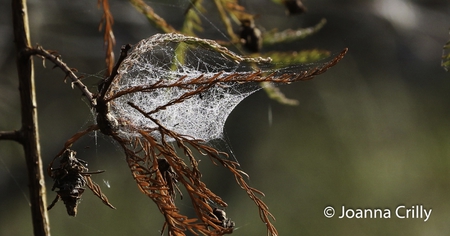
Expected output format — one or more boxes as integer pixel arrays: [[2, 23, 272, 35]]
[[105, 33, 269, 141], [104, 33, 333, 142]]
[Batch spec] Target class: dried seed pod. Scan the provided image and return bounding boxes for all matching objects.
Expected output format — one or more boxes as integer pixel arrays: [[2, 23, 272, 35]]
[[48, 149, 88, 216], [47, 149, 115, 216]]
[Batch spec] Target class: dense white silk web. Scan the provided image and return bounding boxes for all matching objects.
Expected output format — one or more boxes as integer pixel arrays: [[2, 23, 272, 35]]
[[105, 33, 270, 141], [104, 33, 337, 141]]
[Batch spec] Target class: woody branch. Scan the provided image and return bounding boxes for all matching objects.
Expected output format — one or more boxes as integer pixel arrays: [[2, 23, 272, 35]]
[[26, 46, 97, 107]]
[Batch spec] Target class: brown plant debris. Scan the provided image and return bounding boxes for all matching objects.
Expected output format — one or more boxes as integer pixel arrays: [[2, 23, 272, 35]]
[[47, 149, 115, 216], [45, 33, 346, 235]]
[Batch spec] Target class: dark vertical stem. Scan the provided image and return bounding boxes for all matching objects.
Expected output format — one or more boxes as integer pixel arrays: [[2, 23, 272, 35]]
[[12, 0, 50, 235]]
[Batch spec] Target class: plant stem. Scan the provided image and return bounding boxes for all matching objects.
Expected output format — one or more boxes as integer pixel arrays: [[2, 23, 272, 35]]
[[28, 46, 96, 107], [0, 130, 21, 142], [12, 0, 50, 235]]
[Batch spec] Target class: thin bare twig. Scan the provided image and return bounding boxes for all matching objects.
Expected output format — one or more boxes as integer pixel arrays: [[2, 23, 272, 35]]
[[98, 44, 132, 99], [0, 130, 22, 143], [27, 46, 97, 107], [12, 0, 50, 235]]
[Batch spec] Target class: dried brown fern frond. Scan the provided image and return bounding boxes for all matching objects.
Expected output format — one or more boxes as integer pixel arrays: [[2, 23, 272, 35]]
[[118, 128, 234, 235], [96, 33, 345, 235], [45, 33, 346, 235], [98, 0, 116, 75], [114, 99, 274, 235]]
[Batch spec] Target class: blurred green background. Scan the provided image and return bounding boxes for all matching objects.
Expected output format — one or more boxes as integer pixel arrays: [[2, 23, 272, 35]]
[[1, 0, 450, 235]]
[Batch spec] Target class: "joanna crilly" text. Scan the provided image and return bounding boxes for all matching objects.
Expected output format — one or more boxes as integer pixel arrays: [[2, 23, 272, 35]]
[[338, 205, 432, 222]]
